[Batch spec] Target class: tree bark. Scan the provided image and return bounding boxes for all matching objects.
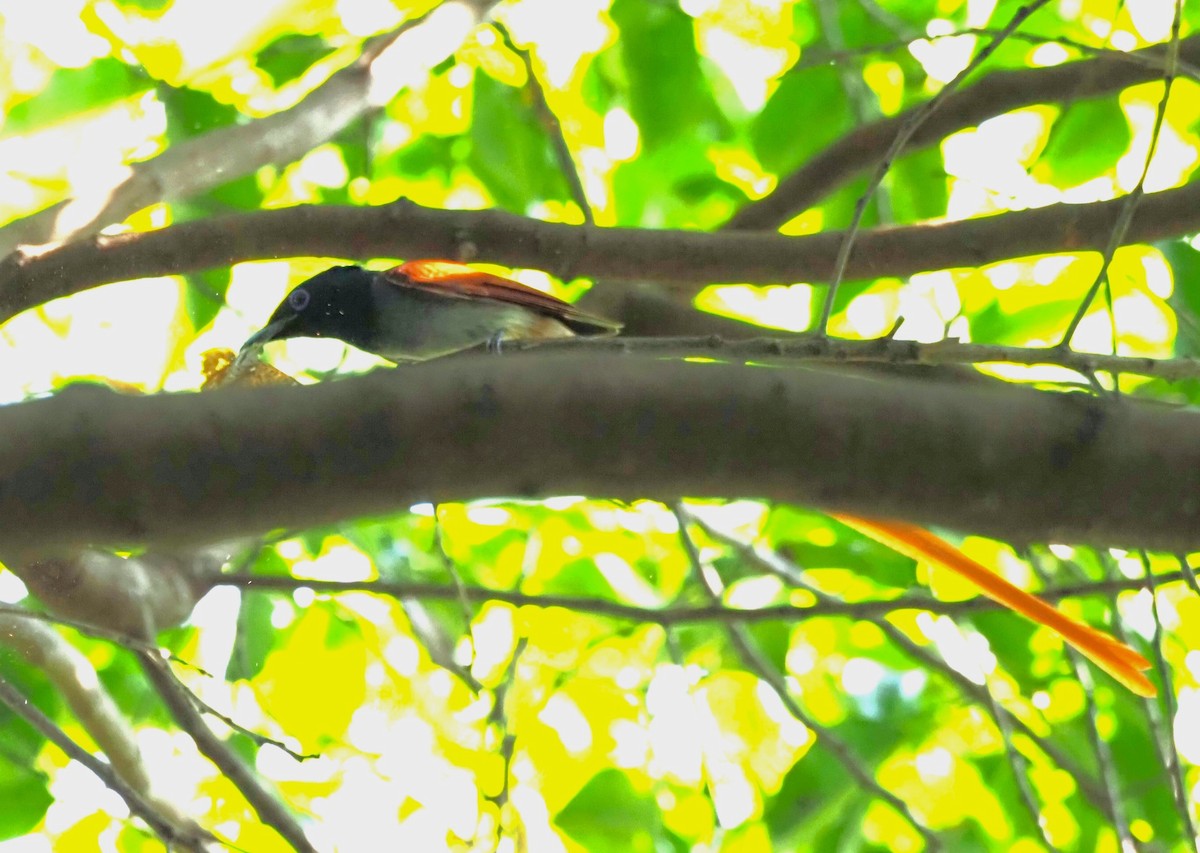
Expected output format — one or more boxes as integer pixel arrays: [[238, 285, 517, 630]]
[[2, 353, 1197, 553]]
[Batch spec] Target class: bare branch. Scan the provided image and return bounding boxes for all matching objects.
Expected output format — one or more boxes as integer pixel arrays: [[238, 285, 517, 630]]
[[502, 333, 1200, 383], [4, 355, 1200, 552], [1060, 3, 1183, 347], [726, 33, 1200, 230], [5, 183, 1200, 323], [682, 508, 1113, 822], [1142, 552, 1198, 848], [0, 0, 498, 256], [819, 0, 1054, 332], [139, 653, 318, 853], [0, 672, 214, 850], [493, 22, 594, 225], [11, 546, 227, 637], [672, 504, 942, 848], [0, 617, 211, 844], [216, 571, 1186, 629]]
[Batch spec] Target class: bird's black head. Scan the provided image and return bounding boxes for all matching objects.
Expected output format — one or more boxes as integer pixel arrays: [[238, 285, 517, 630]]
[[240, 265, 378, 355]]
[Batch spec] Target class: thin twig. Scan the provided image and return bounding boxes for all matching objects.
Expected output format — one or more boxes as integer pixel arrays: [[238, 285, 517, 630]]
[[1058, 4, 1182, 347], [487, 636, 527, 847], [1026, 551, 1132, 847], [980, 677, 1060, 851], [671, 503, 942, 849], [794, 28, 1200, 79], [1174, 552, 1200, 597], [814, 0, 893, 226], [685, 508, 1115, 822], [502, 332, 1200, 382], [0, 602, 197, 667], [139, 653, 318, 853], [1142, 551, 1198, 848], [432, 504, 482, 650], [726, 31, 1200, 231], [819, 0, 1053, 334], [492, 22, 594, 225], [0, 1, 499, 256], [218, 569, 1188, 626], [183, 690, 317, 763]]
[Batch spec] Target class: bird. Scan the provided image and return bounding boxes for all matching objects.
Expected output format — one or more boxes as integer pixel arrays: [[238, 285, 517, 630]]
[[835, 514, 1155, 697], [237, 259, 622, 364], [237, 260, 1155, 697]]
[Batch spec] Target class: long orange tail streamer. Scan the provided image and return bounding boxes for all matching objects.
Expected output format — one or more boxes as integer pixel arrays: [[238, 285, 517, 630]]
[[834, 514, 1156, 697]]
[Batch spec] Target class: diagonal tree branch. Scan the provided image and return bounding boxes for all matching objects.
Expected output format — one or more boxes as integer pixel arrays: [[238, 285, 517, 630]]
[[0, 617, 212, 845], [139, 652, 317, 853], [501, 334, 1200, 383], [726, 33, 1200, 230], [0, 0, 498, 257], [680, 508, 1114, 822], [672, 504, 942, 848], [0, 673, 214, 850]]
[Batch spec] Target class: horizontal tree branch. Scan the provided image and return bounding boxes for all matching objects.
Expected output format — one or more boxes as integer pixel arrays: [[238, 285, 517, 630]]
[[218, 570, 1183, 626], [2, 183, 1199, 322], [509, 334, 1200, 382], [3, 353, 1200, 553]]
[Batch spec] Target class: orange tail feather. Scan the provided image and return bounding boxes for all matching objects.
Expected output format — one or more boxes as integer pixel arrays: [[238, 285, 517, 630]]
[[834, 514, 1156, 698]]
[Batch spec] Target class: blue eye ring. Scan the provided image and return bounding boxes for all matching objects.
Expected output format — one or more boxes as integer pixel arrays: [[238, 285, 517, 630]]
[[288, 288, 311, 311]]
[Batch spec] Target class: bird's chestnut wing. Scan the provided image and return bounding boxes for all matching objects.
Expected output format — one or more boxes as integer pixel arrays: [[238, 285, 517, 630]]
[[383, 260, 621, 334]]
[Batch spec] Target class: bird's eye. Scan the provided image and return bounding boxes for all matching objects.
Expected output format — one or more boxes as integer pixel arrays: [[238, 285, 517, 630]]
[[288, 289, 311, 311]]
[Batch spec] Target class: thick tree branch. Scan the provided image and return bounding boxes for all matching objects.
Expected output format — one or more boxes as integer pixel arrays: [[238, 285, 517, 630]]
[[0, 1, 497, 256], [2, 354, 1199, 553], [2, 183, 1199, 322], [11, 546, 226, 637], [727, 34, 1200, 230]]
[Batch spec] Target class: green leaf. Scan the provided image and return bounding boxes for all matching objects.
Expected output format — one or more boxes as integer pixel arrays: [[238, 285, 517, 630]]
[[765, 751, 857, 846], [969, 297, 1081, 344], [0, 755, 51, 840], [610, 137, 726, 226], [468, 70, 567, 210], [1157, 239, 1200, 356], [116, 0, 172, 10], [158, 83, 241, 142], [972, 609, 1039, 683], [751, 66, 851, 174], [1038, 99, 1130, 188], [4, 58, 146, 135], [182, 268, 231, 332], [538, 557, 622, 599], [745, 620, 791, 673], [387, 134, 457, 179], [230, 592, 282, 681], [608, 0, 728, 151], [556, 769, 660, 852], [256, 34, 330, 88], [888, 146, 949, 224]]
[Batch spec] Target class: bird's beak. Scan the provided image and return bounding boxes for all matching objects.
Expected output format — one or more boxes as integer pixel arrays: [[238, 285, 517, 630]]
[[233, 315, 297, 369]]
